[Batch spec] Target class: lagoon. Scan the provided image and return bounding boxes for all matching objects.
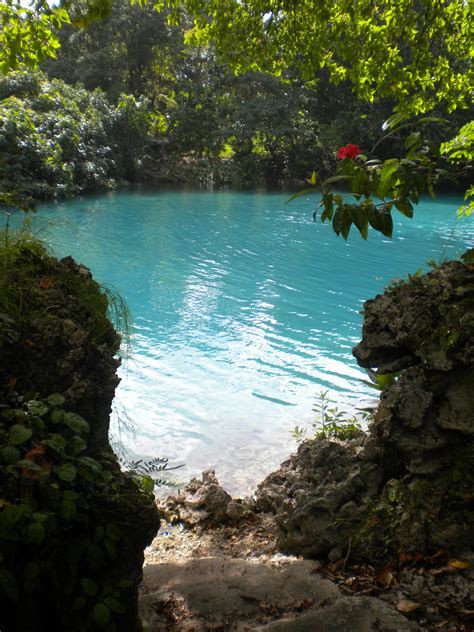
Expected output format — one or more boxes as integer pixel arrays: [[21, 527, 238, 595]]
[[11, 190, 474, 494]]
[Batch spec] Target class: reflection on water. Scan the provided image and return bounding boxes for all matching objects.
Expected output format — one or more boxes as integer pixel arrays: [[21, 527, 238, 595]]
[[10, 190, 474, 494]]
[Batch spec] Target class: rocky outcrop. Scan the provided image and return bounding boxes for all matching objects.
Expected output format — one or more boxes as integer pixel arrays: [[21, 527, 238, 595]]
[[256, 260, 474, 561], [0, 240, 160, 632], [0, 252, 121, 455], [159, 469, 250, 526]]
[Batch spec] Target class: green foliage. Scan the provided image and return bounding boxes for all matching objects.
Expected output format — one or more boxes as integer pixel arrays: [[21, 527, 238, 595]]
[[0, 390, 156, 631], [292, 113, 473, 239], [118, 456, 184, 489], [159, 0, 473, 116], [0, 70, 150, 205], [0, 2, 71, 73], [292, 390, 364, 442]]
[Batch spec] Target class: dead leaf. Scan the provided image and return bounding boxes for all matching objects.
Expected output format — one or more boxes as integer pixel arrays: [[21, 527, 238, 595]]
[[376, 567, 394, 588], [448, 559, 470, 570], [367, 515, 380, 528], [6, 376, 17, 392], [39, 276, 55, 289], [430, 566, 451, 576], [397, 599, 421, 613], [399, 552, 414, 563]]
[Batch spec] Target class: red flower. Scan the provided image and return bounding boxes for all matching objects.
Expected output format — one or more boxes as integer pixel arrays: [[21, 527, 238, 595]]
[[337, 143, 362, 160]]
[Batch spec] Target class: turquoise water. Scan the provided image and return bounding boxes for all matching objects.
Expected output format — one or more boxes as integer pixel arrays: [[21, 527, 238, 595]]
[[8, 190, 474, 493]]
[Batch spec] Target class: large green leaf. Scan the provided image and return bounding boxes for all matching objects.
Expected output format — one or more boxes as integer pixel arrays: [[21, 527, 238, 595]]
[[62, 412, 90, 434], [9, 425, 33, 445], [93, 603, 111, 627]]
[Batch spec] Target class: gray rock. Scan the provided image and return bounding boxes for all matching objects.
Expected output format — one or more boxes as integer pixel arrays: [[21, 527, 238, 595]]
[[140, 557, 340, 630], [256, 260, 474, 561], [254, 596, 418, 631], [159, 469, 232, 526]]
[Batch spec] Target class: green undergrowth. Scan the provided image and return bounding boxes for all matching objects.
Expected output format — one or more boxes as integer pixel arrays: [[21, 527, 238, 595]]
[[0, 224, 131, 352], [0, 392, 157, 630]]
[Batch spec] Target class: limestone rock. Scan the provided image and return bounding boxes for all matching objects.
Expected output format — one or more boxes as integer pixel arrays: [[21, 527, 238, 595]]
[[159, 469, 233, 526], [257, 259, 474, 561], [140, 559, 417, 631], [0, 248, 160, 631], [254, 596, 418, 631]]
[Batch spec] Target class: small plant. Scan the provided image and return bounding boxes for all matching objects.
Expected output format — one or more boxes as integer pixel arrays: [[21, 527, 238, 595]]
[[118, 455, 184, 491], [292, 390, 365, 443], [360, 367, 399, 392]]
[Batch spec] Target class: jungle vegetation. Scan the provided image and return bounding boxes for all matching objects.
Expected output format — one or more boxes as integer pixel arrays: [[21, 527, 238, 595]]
[[1, 0, 471, 230]]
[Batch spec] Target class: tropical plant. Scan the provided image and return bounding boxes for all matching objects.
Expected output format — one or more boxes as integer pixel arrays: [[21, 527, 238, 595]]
[[292, 390, 364, 442], [0, 70, 150, 206]]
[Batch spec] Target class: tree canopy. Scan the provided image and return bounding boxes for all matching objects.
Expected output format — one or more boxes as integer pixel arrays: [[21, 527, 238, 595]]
[[3, 0, 472, 114]]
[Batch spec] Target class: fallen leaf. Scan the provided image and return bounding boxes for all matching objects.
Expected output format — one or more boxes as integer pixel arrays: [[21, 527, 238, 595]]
[[397, 599, 421, 613], [367, 515, 380, 528], [399, 552, 414, 563], [448, 559, 470, 570], [426, 549, 445, 562], [39, 276, 55, 289], [376, 567, 394, 588]]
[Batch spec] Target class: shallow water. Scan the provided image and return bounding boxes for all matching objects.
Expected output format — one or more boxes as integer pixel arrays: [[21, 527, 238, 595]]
[[9, 189, 474, 494]]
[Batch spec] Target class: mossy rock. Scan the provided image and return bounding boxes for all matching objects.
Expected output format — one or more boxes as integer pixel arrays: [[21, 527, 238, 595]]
[[0, 231, 160, 631]]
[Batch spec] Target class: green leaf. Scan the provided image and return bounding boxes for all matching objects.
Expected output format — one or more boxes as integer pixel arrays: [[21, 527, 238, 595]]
[[51, 410, 64, 424], [69, 436, 87, 454], [60, 499, 77, 519], [382, 112, 408, 131], [9, 425, 33, 445], [340, 209, 352, 241], [141, 475, 155, 493], [394, 198, 414, 218], [2, 445, 21, 464], [16, 460, 42, 471], [404, 131, 420, 151], [306, 171, 317, 185], [26, 400, 48, 416], [25, 523, 45, 545], [368, 207, 393, 238], [351, 167, 368, 195], [104, 596, 126, 614], [42, 434, 67, 453], [319, 193, 334, 223], [77, 456, 101, 472], [0, 569, 19, 602], [55, 463, 77, 482], [377, 159, 399, 199], [93, 603, 111, 627], [349, 205, 367, 233], [81, 577, 98, 597], [47, 393, 66, 408], [62, 412, 90, 434]]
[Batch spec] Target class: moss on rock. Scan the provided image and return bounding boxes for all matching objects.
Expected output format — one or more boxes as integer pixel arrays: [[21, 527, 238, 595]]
[[0, 230, 160, 631]]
